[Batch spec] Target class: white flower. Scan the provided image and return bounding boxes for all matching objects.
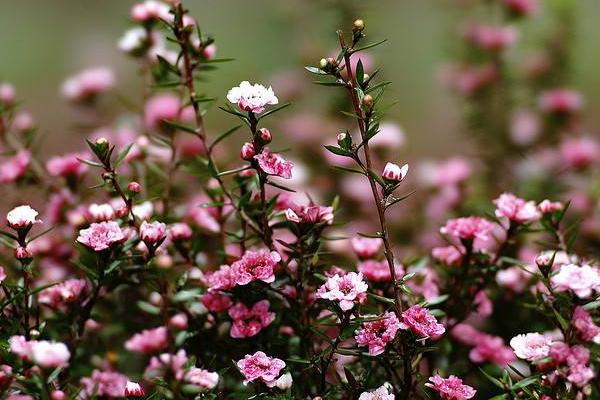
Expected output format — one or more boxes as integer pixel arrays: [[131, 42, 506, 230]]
[[226, 81, 278, 114], [7, 205, 41, 229], [509, 333, 553, 361], [118, 27, 148, 53], [30, 340, 70, 368]]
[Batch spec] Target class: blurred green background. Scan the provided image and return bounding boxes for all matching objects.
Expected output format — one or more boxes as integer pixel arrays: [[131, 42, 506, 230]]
[[1, 0, 599, 158]]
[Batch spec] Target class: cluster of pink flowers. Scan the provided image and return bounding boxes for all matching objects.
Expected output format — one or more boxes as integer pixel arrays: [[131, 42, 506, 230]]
[[426, 375, 476, 400], [549, 342, 595, 387], [399, 305, 445, 338], [9, 336, 70, 369], [355, 312, 401, 356], [315, 272, 368, 311], [440, 216, 494, 242], [493, 192, 541, 224], [79, 370, 129, 398], [452, 324, 515, 367], [572, 306, 600, 343], [228, 300, 275, 338], [550, 263, 600, 298]]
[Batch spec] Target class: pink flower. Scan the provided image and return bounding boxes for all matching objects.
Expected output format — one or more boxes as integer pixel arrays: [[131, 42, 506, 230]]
[[469, 335, 516, 367], [227, 81, 279, 114], [285, 203, 333, 225], [9, 336, 70, 368], [39, 279, 87, 309], [551, 263, 600, 298], [201, 292, 233, 312], [237, 351, 286, 386], [504, 0, 538, 16], [315, 272, 368, 311], [46, 152, 89, 177], [7, 205, 41, 230], [124, 381, 145, 396], [125, 326, 169, 354], [565, 346, 595, 387], [145, 350, 188, 381], [432, 246, 463, 266], [0, 150, 30, 183], [509, 332, 553, 361], [168, 223, 193, 241], [0, 83, 15, 105], [358, 259, 404, 283], [80, 370, 128, 398], [493, 193, 541, 224], [538, 199, 563, 214], [228, 300, 275, 338], [87, 203, 116, 222], [203, 265, 237, 291], [351, 237, 382, 259], [0, 266, 5, 283], [61, 67, 114, 102], [232, 249, 281, 285], [496, 266, 530, 293], [426, 375, 476, 400], [399, 305, 445, 338], [382, 162, 409, 182], [144, 94, 186, 131], [254, 147, 293, 179], [139, 220, 167, 244], [130, 0, 170, 22], [358, 384, 395, 400], [440, 217, 494, 242], [538, 88, 582, 114], [572, 306, 600, 344], [559, 136, 600, 169], [355, 312, 401, 356], [185, 368, 219, 390], [77, 221, 125, 251], [465, 24, 518, 51]]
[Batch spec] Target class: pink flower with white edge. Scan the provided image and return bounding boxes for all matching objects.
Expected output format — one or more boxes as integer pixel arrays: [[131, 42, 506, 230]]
[[538, 199, 563, 214], [185, 368, 219, 390], [46, 152, 89, 177], [7, 205, 41, 230], [254, 147, 293, 179], [551, 263, 600, 298], [168, 223, 193, 241], [358, 259, 404, 283], [538, 88, 582, 114], [124, 381, 145, 396], [509, 332, 553, 361], [351, 237, 382, 259], [572, 306, 600, 344], [77, 221, 125, 251], [125, 326, 169, 354], [493, 193, 541, 224], [226, 81, 279, 114], [228, 300, 275, 338], [358, 384, 395, 400], [440, 216, 494, 242], [140, 220, 167, 244], [400, 305, 445, 338], [285, 203, 333, 225], [237, 351, 286, 386], [315, 272, 368, 311], [232, 249, 281, 285], [426, 375, 476, 400], [355, 311, 401, 356], [382, 162, 409, 182]]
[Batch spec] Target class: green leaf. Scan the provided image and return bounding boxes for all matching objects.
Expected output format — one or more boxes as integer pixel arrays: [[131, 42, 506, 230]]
[[114, 143, 134, 167], [352, 39, 388, 53], [210, 125, 242, 150], [324, 145, 354, 158], [217, 166, 251, 177], [368, 292, 396, 305], [356, 59, 365, 85], [479, 368, 504, 389], [313, 80, 346, 87], [333, 166, 365, 175], [304, 66, 327, 75], [367, 168, 386, 188], [257, 102, 291, 121], [137, 301, 161, 315], [77, 158, 104, 168], [162, 120, 197, 135]]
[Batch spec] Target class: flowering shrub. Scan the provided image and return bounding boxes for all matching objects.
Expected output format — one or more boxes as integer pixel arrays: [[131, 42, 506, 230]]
[[0, 0, 598, 399]]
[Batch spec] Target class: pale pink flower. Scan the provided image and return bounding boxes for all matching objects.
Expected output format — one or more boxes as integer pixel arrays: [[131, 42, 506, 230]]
[[538, 199, 563, 214], [509, 332, 553, 361], [144, 94, 182, 131], [444, 63, 497, 97], [406, 267, 440, 301], [351, 237, 382, 259], [382, 162, 409, 182], [185, 368, 219, 390], [538, 88, 582, 114], [355, 312, 401, 356], [358, 260, 404, 283], [125, 326, 169, 354], [559, 136, 600, 169], [13, 112, 35, 133], [399, 305, 445, 338], [426, 375, 476, 400], [496, 266, 530, 293], [145, 350, 188, 380], [124, 381, 145, 396], [0, 83, 15, 105], [572, 306, 600, 344], [285, 203, 333, 225], [551, 263, 600, 298], [139, 220, 167, 244], [227, 81, 279, 114], [254, 148, 293, 179], [232, 249, 281, 285], [61, 67, 114, 102], [87, 203, 115, 222], [77, 221, 125, 251], [130, 0, 170, 22], [504, 0, 538, 16], [315, 272, 368, 311], [432, 246, 463, 266], [9, 337, 70, 368], [493, 193, 541, 224], [80, 370, 128, 398], [237, 351, 286, 386], [203, 265, 237, 291], [228, 300, 275, 338], [358, 384, 395, 400], [440, 217, 494, 242], [0, 150, 30, 183], [7, 205, 41, 230], [46, 152, 89, 177], [469, 335, 516, 367], [465, 24, 518, 51], [187, 195, 221, 233], [38, 279, 86, 309], [168, 223, 193, 241], [565, 346, 595, 387], [510, 109, 540, 146]]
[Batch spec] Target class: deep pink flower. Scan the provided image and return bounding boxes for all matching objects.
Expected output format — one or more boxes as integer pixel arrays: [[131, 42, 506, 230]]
[[0, 150, 30, 183], [426, 375, 476, 400], [201, 292, 233, 312], [504, 0, 538, 16], [0, 266, 5, 283], [125, 326, 169, 354], [358, 259, 404, 283], [315, 272, 368, 311], [203, 264, 237, 291], [351, 237, 382, 259], [226, 81, 278, 114], [572, 306, 600, 344], [237, 351, 286, 386], [228, 300, 275, 338], [440, 217, 494, 242], [538, 88, 582, 114], [46, 152, 89, 177], [240, 142, 256, 160], [77, 221, 125, 251], [254, 148, 293, 179], [493, 193, 541, 224], [285, 203, 333, 225], [124, 381, 145, 396], [232, 249, 281, 285], [399, 305, 445, 338], [355, 312, 401, 356]]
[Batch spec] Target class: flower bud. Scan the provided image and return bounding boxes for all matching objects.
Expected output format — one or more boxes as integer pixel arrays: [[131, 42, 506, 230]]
[[139, 221, 167, 245], [14, 246, 31, 261], [535, 253, 552, 267], [124, 381, 145, 396], [382, 162, 409, 182], [0, 83, 16, 105], [240, 142, 256, 160], [362, 94, 374, 110], [51, 391, 66, 400], [353, 19, 365, 32], [259, 127, 272, 143], [319, 58, 328, 69], [337, 132, 352, 149], [169, 313, 188, 330], [127, 181, 142, 193]]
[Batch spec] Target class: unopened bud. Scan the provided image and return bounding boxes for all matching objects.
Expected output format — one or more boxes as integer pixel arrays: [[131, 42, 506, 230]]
[[337, 132, 352, 149], [50, 391, 66, 400], [240, 142, 256, 160], [95, 137, 108, 146], [259, 127, 272, 143], [353, 19, 365, 32], [319, 58, 328, 69], [127, 181, 142, 193], [14, 246, 31, 260], [29, 329, 40, 338], [362, 94, 374, 109], [535, 254, 552, 267]]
